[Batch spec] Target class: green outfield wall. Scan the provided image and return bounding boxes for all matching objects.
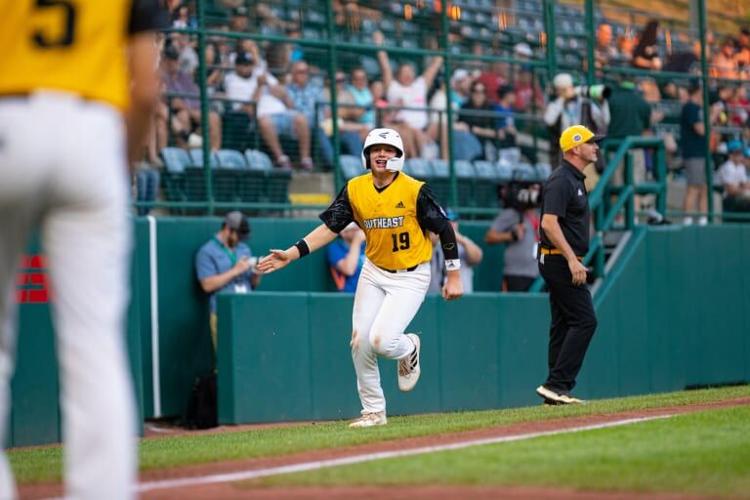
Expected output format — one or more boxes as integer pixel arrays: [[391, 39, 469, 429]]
[[215, 224, 750, 424], [9, 221, 749, 446]]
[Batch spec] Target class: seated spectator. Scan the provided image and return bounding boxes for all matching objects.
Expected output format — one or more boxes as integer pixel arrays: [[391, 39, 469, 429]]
[[712, 38, 740, 80], [484, 189, 541, 292], [321, 71, 369, 156], [133, 163, 160, 216], [595, 23, 618, 69], [195, 212, 261, 353], [229, 6, 249, 32], [717, 141, 750, 213], [427, 69, 473, 159], [429, 211, 483, 294], [327, 222, 366, 292], [736, 28, 750, 78], [171, 2, 196, 29], [455, 81, 500, 161], [512, 67, 544, 114], [286, 61, 333, 166], [347, 68, 376, 129], [374, 30, 442, 159], [223, 51, 313, 169], [495, 85, 518, 149], [161, 43, 222, 150], [476, 61, 510, 106]]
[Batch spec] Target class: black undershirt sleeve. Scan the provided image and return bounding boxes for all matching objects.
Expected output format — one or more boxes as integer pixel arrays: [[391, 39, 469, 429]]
[[416, 185, 459, 261], [319, 184, 355, 233], [129, 0, 170, 35]]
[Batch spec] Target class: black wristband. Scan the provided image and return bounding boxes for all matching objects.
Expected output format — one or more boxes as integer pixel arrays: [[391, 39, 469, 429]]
[[294, 239, 310, 258], [511, 230, 519, 242]]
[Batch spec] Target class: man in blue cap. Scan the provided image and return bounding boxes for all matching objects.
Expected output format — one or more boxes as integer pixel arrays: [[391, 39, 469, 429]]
[[717, 140, 750, 215]]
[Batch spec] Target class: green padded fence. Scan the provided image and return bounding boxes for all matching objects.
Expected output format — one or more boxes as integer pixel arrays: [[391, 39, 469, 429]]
[[215, 225, 750, 424]]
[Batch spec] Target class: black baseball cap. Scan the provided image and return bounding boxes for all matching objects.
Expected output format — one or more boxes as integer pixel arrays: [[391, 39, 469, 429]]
[[224, 211, 250, 240]]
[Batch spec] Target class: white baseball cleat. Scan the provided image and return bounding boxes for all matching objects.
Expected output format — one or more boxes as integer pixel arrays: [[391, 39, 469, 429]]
[[398, 333, 421, 392], [536, 385, 586, 405], [348, 411, 387, 428]]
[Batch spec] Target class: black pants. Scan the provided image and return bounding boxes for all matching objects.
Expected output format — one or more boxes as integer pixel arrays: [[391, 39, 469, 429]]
[[539, 255, 597, 393]]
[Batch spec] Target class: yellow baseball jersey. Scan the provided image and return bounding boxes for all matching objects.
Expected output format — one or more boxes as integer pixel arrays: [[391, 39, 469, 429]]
[[347, 172, 433, 270], [0, 0, 165, 111]]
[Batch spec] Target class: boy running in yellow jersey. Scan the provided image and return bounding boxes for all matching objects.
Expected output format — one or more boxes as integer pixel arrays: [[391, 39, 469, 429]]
[[258, 128, 463, 428], [0, 1, 167, 498]]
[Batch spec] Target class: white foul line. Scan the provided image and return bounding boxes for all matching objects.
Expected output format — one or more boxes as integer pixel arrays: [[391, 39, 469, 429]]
[[138, 414, 672, 493]]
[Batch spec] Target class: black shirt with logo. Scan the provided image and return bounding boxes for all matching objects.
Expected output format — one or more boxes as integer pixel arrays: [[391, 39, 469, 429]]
[[539, 160, 590, 256]]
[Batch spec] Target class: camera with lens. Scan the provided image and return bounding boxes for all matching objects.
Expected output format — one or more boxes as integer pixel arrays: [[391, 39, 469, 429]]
[[498, 181, 541, 211], [574, 84, 611, 100]]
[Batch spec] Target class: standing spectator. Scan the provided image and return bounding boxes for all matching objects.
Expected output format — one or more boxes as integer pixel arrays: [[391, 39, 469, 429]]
[[544, 73, 610, 168], [717, 141, 750, 213], [195, 212, 261, 352], [429, 210, 483, 294], [327, 222, 366, 292], [162, 43, 222, 150], [374, 30, 443, 159], [512, 67, 544, 113], [485, 187, 541, 292], [606, 78, 652, 211], [680, 85, 709, 225], [631, 20, 662, 71], [223, 52, 313, 169]]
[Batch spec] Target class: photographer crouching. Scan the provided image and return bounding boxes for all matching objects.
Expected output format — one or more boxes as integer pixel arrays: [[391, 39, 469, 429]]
[[485, 181, 541, 292], [544, 73, 610, 169]]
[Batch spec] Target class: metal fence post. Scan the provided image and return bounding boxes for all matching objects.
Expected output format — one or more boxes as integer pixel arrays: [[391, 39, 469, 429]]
[[325, 0, 342, 193], [697, 0, 713, 220]]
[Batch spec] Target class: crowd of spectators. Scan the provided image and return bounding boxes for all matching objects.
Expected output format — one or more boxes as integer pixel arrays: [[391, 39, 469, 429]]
[[133, 1, 750, 220]]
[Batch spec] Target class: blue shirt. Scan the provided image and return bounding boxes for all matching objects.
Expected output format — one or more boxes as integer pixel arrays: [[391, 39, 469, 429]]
[[347, 84, 374, 127], [326, 239, 365, 293], [195, 236, 254, 313], [287, 82, 324, 125]]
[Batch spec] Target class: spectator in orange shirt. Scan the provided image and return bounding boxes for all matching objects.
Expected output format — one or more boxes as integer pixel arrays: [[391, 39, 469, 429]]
[[712, 38, 740, 80]]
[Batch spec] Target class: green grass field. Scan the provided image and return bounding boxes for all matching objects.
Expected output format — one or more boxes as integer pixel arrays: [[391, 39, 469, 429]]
[[9, 385, 749, 487], [255, 405, 750, 496]]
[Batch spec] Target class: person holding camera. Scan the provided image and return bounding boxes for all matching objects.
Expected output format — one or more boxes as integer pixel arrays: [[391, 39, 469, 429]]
[[195, 211, 261, 353], [484, 183, 541, 292], [544, 73, 609, 169], [535, 125, 601, 405]]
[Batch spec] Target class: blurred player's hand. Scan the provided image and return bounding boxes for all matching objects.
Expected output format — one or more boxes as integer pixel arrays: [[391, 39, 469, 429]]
[[257, 249, 292, 274], [442, 271, 463, 301]]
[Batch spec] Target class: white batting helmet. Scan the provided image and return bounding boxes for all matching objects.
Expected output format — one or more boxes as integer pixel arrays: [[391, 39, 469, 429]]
[[361, 128, 405, 172]]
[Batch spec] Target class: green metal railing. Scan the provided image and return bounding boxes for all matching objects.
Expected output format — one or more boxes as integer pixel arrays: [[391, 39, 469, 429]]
[[528, 136, 668, 293], [143, 0, 731, 223]]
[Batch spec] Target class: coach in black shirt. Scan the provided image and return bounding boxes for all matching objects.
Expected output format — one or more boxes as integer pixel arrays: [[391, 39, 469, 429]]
[[536, 125, 601, 405]]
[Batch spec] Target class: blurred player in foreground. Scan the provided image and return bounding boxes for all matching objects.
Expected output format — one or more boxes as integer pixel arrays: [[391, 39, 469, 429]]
[[258, 128, 463, 428], [0, 1, 167, 498]]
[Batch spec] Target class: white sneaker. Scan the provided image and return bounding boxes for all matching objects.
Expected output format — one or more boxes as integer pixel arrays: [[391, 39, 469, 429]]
[[536, 385, 585, 405], [398, 334, 421, 392], [698, 216, 708, 226], [348, 411, 387, 428], [683, 216, 694, 226]]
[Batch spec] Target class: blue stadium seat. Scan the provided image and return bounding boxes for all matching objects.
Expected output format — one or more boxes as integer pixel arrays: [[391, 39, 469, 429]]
[[339, 154, 362, 180], [216, 149, 247, 169], [496, 160, 514, 182], [244, 149, 274, 170], [404, 158, 433, 179], [430, 159, 450, 178], [473, 160, 497, 180], [535, 162, 552, 181], [454, 160, 476, 178], [189, 148, 218, 168], [514, 162, 538, 181], [161, 147, 191, 173]]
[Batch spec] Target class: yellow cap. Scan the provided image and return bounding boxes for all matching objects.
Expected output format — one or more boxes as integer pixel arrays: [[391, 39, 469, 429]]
[[559, 125, 600, 153]]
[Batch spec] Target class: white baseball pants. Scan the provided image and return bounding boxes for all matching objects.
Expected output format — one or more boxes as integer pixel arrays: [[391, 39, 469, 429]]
[[351, 259, 430, 415], [0, 93, 137, 500]]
